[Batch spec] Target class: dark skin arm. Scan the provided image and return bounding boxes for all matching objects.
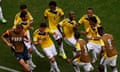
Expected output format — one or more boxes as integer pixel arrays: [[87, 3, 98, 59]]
[[1, 31, 13, 47]]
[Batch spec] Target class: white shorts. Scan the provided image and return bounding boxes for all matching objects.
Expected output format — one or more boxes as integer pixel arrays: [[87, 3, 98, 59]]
[[87, 42, 102, 54], [64, 36, 76, 47], [24, 30, 32, 49], [43, 45, 57, 59], [79, 62, 94, 72], [52, 30, 62, 40], [72, 59, 94, 72], [100, 55, 118, 67]]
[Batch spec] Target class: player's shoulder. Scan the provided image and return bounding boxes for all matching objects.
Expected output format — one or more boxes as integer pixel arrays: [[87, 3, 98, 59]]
[[56, 7, 63, 10], [44, 8, 50, 12], [34, 29, 39, 34]]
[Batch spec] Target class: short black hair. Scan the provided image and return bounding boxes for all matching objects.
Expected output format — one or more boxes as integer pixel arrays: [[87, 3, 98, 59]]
[[49, 1, 57, 6], [20, 11, 27, 18], [87, 7, 94, 11], [89, 16, 97, 23], [16, 24, 23, 29], [20, 4, 27, 10], [40, 23, 47, 28]]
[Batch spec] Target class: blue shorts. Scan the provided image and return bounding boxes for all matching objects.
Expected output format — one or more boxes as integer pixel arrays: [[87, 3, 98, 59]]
[[13, 46, 29, 61]]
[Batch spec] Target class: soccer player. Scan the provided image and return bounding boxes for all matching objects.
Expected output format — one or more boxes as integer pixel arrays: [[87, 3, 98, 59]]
[[13, 11, 44, 69], [0, 0, 7, 24], [43, 1, 66, 59], [33, 23, 60, 72], [58, 11, 77, 48], [1, 25, 31, 72], [78, 8, 101, 35], [14, 4, 33, 25], [82, 17, 104, 63], [99, 27, 118, 72], [68, 33, 94, 72]]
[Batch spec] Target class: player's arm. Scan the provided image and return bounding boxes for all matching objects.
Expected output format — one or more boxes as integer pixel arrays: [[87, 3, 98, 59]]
[[27, 12, 34, 24], [1, 30, 13, 47]]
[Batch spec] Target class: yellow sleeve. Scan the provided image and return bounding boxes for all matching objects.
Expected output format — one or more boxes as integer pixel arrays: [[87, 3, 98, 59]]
[[27, 11, 33, 20], [13, 15, 21, 28], [96, 16, 101, 27], [100, 39, 105, 46], [33, 31, 39, 42], [75, 42, 81, 51], [59, 8, 64, 16], [78, 16, 84, 25], [59, 19, 66, 26], [44, 9, 48, 17]]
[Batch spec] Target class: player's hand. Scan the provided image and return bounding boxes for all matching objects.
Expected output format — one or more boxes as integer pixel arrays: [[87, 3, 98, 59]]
[[38, 40, 42, 44], [7, 43, 13, 47]]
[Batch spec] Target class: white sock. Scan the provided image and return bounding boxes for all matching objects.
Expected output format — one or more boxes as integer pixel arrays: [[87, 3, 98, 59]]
[[32, 44, 44, 58], [0, 6, 3, 19], [51, 61, 60, 72], [72, 61, 80, 72], [59, 42, 65, 54]]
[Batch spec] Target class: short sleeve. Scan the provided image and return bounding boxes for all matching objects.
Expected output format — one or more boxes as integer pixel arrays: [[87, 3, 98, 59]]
[[44, 9, 48, 17]]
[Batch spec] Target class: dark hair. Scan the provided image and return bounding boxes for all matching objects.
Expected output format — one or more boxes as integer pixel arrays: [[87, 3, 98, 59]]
[[20, 11, 27, 18], [87, 7, 94, 11], [40, 23, 47, 28], [20, 4, 27, 10], [16, 24, 23, 29], [89, 16, 97, 23], [49, 1, 57, 6], [98, 64, 104, 72]]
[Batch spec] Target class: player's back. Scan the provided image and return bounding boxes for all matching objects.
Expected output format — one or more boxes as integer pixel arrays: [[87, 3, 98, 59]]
[[78, 39, 91, 62], [102, 33, 117, 57]]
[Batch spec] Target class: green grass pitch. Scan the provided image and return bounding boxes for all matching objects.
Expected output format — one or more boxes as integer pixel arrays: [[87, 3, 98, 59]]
[[0, 0, 120, 72]]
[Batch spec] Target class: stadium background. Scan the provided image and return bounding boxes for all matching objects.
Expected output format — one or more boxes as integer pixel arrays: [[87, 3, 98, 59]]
[[0, 0, 120, 72]]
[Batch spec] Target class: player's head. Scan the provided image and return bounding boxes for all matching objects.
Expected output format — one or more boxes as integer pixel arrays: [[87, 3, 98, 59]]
[[89, 16, 97, 27], [69, 11, 75, 20], [39, 23, 47, 32], [20, 11, 28, 21], [87, 8, 94, 18], [20, 4, 27, 12], [98, 26, 105, 36], [98, 64, 104, 72], [49, 1, 57, 11], [15, 24, 23, 33]]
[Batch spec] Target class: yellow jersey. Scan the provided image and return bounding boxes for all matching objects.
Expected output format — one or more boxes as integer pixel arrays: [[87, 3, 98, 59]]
[[44, 7, 64, 31], [33, 28, 54, 48], [87, 26, 104, 45], [13, 19, 31, 33], [59, 18, 77, 39], [14, 11, 33, 23], [78, 14, 101, 31]]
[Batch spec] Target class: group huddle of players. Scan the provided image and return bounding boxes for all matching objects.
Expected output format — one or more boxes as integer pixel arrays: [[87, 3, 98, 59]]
[[1, 1, 118, 72]]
